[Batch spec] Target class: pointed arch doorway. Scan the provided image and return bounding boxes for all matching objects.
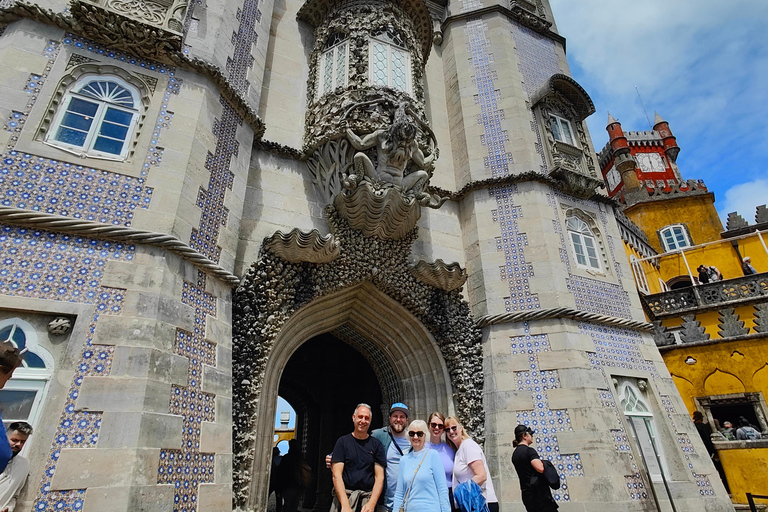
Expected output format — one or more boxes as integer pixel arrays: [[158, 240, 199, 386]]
[[250, 282, 455, 511]]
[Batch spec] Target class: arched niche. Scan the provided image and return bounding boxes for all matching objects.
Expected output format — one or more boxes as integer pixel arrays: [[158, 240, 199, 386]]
[[704, 369, 746, 396], [246, 281, 454, 510]]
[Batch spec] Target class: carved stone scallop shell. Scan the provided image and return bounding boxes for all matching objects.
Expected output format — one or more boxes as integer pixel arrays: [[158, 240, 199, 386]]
[[263, 228, 340, 263], [333, 181, 421, 240], [410, 259, 467, 291]]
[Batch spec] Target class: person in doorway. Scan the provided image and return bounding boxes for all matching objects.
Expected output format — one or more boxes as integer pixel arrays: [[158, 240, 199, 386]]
[[276, 438, 308, 512], [392, 420, 450, 512], [511, 425, 557, 512], [270, 446, 283, 512], [0, 422, 32, 512], [0, 343, 23, 474], [330, 403, 386, 512], [426, 412, 455, 510], [742, 256, 758, 275], [444, 417, 498, 512], [371, 403, 411, 512]]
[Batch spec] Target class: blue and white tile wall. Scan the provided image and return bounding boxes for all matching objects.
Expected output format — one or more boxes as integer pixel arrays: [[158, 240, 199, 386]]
[[510, 324, 583, 502], [0, 10, 252, 506], [462, 19, 540, 312]]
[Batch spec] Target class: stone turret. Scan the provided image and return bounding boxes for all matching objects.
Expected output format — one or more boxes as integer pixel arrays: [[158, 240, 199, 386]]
[[606, 113, 639, 191], [653, 112, 680, 162]]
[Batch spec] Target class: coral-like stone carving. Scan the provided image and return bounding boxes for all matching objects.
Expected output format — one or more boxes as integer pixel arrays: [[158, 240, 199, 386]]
[[263, 228, 340, 264], [410, 259, 467, 291], [651, 320, 675, 347]]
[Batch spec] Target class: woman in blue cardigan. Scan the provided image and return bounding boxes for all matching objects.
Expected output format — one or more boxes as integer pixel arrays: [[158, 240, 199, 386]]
[[393, 419, 450, 512]]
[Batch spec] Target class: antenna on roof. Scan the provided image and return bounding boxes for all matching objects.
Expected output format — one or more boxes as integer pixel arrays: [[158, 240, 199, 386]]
[[635, 85, 653, 128]]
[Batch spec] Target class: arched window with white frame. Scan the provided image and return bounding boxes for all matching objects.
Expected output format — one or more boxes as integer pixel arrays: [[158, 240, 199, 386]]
[[369, 26, 411, 94], [619, 380, 669, 484], [318, 33, 348, 97], [630, 255, 650, 294], [566, 215, 601, 271], [659, 224, 691, 252], [0, 318, 54, 433], [46, 75, 141, 160]]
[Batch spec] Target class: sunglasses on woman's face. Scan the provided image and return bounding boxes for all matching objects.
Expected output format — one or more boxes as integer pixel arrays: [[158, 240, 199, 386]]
[[408, 431, 425, 438], [429, 422, 444, 430], [446, 425, 459, 432]]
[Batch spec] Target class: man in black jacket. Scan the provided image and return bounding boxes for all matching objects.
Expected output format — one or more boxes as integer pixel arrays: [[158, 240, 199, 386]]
[[511, 425, 558, 512]]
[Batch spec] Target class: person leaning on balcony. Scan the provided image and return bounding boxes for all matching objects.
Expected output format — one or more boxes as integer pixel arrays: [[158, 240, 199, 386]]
[[742, 256, 758, 275], [697, 265, 722, 284]]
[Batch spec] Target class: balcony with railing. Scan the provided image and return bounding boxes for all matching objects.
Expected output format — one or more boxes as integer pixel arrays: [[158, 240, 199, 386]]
[[642, 272, 768, 317]]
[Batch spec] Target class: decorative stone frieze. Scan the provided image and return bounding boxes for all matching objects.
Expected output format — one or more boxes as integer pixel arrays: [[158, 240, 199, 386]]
[[233, 205, 484, 509], [651, 320, 674, 346], [297, 0, 433, 60], [754, 303, 768, 333], [717, 308, 749, 338], [410, 259, 467, 291], [680, 314, 709, 343], [263, 228, 340, 264], [70, 0, 187, 58]]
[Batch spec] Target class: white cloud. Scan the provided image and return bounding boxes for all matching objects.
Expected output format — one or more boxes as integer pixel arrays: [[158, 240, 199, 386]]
[[717, 179, 768, 224]]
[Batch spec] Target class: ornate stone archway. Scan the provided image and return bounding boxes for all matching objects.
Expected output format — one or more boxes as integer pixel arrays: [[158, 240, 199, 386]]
[[247, 282, 454, 510]]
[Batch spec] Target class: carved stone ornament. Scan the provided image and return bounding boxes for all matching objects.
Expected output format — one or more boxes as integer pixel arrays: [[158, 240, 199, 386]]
[[333, 180, 423, 240], [70, 0, 186, 59], [309, 98, 447, 225], [297, 0, 433, 61], [549, 166, 604, 199], [48, 316, 73, 335], [410, 259, 467, 291], [303, 1, 428, 152], [263, 228, 340, 264]]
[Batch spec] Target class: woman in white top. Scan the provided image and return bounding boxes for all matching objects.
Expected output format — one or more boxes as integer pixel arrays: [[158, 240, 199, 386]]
[[445, 416, 498, 512]]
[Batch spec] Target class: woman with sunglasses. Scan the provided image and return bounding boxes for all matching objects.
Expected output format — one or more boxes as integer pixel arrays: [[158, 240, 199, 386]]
[[427, 412, 457, 509], [445, 416, 498, 512], [393, 420, 450, 512]]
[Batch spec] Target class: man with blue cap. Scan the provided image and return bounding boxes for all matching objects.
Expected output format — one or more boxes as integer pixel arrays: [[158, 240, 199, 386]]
[[371, 403, 410, 512]]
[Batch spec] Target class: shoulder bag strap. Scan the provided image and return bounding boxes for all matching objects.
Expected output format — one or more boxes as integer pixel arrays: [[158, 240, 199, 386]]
[[401, 449, 430, 511], [388, 429, 405, 456]]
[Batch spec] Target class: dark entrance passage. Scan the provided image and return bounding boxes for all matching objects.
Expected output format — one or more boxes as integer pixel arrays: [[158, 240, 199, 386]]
[[278, 332, 384, 511]]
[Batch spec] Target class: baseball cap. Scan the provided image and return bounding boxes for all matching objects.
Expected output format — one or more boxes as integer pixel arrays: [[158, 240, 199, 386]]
[[389, 403, 409, 417], [514, 424, 535, 436]]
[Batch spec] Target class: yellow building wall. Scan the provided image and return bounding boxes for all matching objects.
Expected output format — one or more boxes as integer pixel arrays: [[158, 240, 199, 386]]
[[719, 448, 768, 504], [624, 194, 723, 253], [663, 337, 768, 414], [622, 241, 663, 294]]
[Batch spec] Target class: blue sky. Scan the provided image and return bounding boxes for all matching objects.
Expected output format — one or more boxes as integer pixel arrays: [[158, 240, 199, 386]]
[[548, 0, 768, 224]]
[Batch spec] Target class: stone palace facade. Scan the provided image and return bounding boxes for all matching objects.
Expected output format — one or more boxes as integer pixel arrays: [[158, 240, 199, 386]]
[[0, 0, 737, 509]]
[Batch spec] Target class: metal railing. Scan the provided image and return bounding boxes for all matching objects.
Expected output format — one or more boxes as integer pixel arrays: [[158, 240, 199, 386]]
[[747, 493, 768, 512]]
